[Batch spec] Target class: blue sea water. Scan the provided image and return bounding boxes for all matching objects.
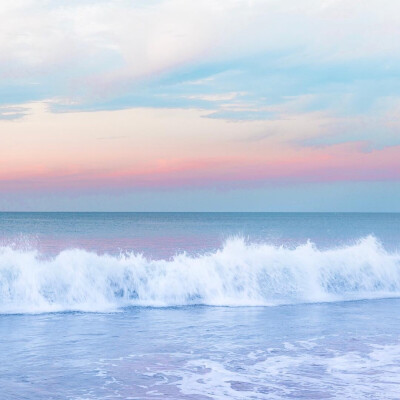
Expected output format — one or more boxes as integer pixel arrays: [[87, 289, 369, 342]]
[[0, 212, 400, 399]]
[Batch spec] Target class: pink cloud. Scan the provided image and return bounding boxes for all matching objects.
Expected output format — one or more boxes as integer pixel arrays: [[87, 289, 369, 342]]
[[1, 142, 399, 193]]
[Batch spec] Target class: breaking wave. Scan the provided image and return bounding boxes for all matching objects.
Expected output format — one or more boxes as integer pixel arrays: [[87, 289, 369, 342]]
[[1, 236, 400, 314]]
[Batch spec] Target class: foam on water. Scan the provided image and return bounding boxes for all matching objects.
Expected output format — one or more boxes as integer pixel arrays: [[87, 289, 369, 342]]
[[90, 336, 400, 399], [1, 235, 400, 313], [176, 341, 400, 399]]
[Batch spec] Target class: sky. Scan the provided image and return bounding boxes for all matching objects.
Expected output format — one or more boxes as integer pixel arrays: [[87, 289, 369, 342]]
[[0, 0, 399, 211]]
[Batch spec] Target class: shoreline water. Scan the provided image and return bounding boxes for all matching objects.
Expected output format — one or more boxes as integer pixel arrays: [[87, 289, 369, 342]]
[[1, 212, 399, 399]]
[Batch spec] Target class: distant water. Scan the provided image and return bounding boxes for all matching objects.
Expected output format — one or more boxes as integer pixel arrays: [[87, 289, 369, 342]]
[[0, 212, 400, 399]]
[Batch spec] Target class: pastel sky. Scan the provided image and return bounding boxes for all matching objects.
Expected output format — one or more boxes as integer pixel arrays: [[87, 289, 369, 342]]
[[1, 0, 400, 211]]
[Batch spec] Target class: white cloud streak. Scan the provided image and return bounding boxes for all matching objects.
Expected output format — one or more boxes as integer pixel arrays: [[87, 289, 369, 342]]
[[1, 0, 400, 98]]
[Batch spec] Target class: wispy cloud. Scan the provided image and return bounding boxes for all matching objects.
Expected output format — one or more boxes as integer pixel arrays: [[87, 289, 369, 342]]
[[0, 102, 399, 195], [2, 1, 400, 111], [1, 1, 400, 209], [0, 106, 29, 120]]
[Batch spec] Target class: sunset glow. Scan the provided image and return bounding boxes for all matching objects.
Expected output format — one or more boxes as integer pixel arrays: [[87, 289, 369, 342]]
[[1, 0, 400, 210]]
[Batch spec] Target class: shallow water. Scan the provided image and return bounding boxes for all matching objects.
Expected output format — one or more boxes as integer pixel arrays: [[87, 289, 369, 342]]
[[1, 301, 400, 399], [0, 213, 399, 399]]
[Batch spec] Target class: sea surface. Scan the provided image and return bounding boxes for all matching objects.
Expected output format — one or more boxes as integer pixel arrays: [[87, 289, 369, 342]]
[[0, 212, 400, 399]]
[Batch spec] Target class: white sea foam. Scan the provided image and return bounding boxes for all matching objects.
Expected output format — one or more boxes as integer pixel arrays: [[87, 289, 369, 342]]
[[177, 342, 400, 400], [91, 338, 400, 399], [0, 236, 400, 313]]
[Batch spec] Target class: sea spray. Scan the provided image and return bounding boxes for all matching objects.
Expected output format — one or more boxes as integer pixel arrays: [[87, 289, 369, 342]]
[[1, 235, 400, 313]]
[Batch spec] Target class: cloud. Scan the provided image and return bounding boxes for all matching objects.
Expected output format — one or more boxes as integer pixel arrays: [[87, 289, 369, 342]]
[[183, 92, 244, 102], [1, 102, 399, 194], [1, 142, 400, 193], [1, 0, 400, 174], [2, 0, 400, 102], [0, 106, 29, 120]]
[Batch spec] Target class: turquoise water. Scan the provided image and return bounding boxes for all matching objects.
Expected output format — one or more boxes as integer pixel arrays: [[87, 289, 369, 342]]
[[0, 213, 399, 398]]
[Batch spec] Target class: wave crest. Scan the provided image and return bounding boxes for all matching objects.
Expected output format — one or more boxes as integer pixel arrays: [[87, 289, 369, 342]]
[[1, 236, 400, 313]]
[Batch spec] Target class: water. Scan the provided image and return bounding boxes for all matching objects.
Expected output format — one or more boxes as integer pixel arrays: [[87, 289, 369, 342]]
[[0, 212, 400, 399]]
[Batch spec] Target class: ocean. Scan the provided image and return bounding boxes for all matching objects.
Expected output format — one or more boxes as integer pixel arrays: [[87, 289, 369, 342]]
[[0, 212, 399, 399]]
